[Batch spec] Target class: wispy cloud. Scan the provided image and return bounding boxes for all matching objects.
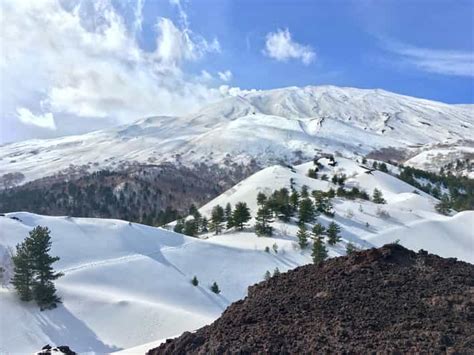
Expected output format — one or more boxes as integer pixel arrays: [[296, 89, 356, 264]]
[[218, 70, 233, 82], [263, 28, 315, 65], [382, 40, 474, 77]]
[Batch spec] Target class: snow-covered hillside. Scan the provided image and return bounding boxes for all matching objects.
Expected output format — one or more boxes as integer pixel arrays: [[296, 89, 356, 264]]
[[1, 156, 472, 353], [1, 86, 472, 186]]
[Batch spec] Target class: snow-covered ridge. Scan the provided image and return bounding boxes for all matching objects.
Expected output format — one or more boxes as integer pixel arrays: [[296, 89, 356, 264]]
[[1, 85, 472, 185], [1, 156, 472, 353]]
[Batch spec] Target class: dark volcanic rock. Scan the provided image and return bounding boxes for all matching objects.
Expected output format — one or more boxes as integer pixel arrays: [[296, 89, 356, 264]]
[[149, 244, 474, 354], [36, 344, 76, 354]]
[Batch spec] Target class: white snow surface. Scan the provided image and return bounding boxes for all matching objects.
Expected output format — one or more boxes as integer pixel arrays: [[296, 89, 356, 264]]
[[1, 157, 472, 353], [1, 85, 473, 185]]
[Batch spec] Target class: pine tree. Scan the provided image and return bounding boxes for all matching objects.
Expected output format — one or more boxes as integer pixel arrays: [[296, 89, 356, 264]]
[[346, 243, 358, 255], [311, 223, 325, 239], [174, 218, 185, 234], [29, 226, 63, 310], [435, 194, 451, 215], [290, 190, 299, 212], [255, 204, 273, 237], [372, 188, 386, 204], [378, 162, 389, 173], [209, 205, 225, 235], [189, 204, 201, 221], [312, 236, 328, 264], [298, 198, 315, 223], [314, 192, 333, 216], [327, 222, 342, 245], [224, 203, 233, 228], [301, 185, 309, 198], [307, 168, 318, 179], [297, 224, 309, 249], [272, 243, 279, 254], [191, 276, 199, 286], [256, 192, 267, 206], [264, 270, 271, 281], [200, 217, 208, 233], [210, 282, 220, 294], [11, 242, 34, 302], [267, 188, 292, 221], [232, 202, 251, 230], [273, 267, 280, 276], [183, 218, 199, 237]]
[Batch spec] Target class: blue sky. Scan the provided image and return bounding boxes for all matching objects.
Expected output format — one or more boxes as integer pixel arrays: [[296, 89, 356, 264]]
[[151, 0, 474, 103], [1, 0, 473, 142]]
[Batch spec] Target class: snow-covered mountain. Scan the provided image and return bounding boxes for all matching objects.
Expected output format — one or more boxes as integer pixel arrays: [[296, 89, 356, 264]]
[[1, 86, 472, 186], [1, 156, 472, 353]]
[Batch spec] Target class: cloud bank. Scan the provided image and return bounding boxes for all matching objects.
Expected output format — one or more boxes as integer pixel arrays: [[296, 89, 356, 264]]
[[0, 0, 229, 142]]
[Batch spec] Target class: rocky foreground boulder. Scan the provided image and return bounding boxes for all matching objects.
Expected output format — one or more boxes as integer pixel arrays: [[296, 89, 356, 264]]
[[149, 244, 474, 354]]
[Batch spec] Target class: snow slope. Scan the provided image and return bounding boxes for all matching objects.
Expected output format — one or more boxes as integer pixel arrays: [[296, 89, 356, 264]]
[[1, 86, 472, 185], [0, 213, 310, 353], [1, 156, 472, 353]]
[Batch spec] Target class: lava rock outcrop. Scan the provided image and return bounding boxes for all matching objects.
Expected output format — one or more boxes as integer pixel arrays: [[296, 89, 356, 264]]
[[149, 244, 474, 354]]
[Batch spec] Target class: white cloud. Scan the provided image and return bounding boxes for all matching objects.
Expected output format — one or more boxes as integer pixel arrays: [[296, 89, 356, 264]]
[[218, 70, 233, 82], [383, 40, 474, 77], [17, 108, 56, 130], [199, 70, 214, 82], [263, 28, 315, 65], [0, 0, 227, 142]]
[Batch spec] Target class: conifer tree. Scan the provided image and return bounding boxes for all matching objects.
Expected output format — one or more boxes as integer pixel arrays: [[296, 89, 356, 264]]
[[11, 242, 34, 302], [298, 198, 316, 223], [12, 226, 63, 310], [256, 192, 267, 206], [183, 218, 199, 237], [273, 267, 280, 276], [232, 202, 251, 230], [264, 270, 271, 281], [313, 192, 333, 216], [435, 194, 451, 215], [297, 224, 309, 249], [378, 162, 389, 173], [346, 243, 358, 255], [272, 243, 279, 253], [224, 203, 233, 228], [267, 188, 292, 221], [372, 188, 387, 204], [189, 204, 201, 221], [301, 185, 309, 198], [191, 276, 199, 286], [326, 188, 336, 198], [209, 205, 225, 235], [200, 217, 208, 233], [307, 168, 318, 179], [311, 223, 325, 239], [327, 222, 342, 245], [174, 218, 185, 234], [312, 236, 328, 264], [211, 281, 220, 294], [30, 227, 63, 310], [255, 204, 273, 236], [290, 190, 299, 212]]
